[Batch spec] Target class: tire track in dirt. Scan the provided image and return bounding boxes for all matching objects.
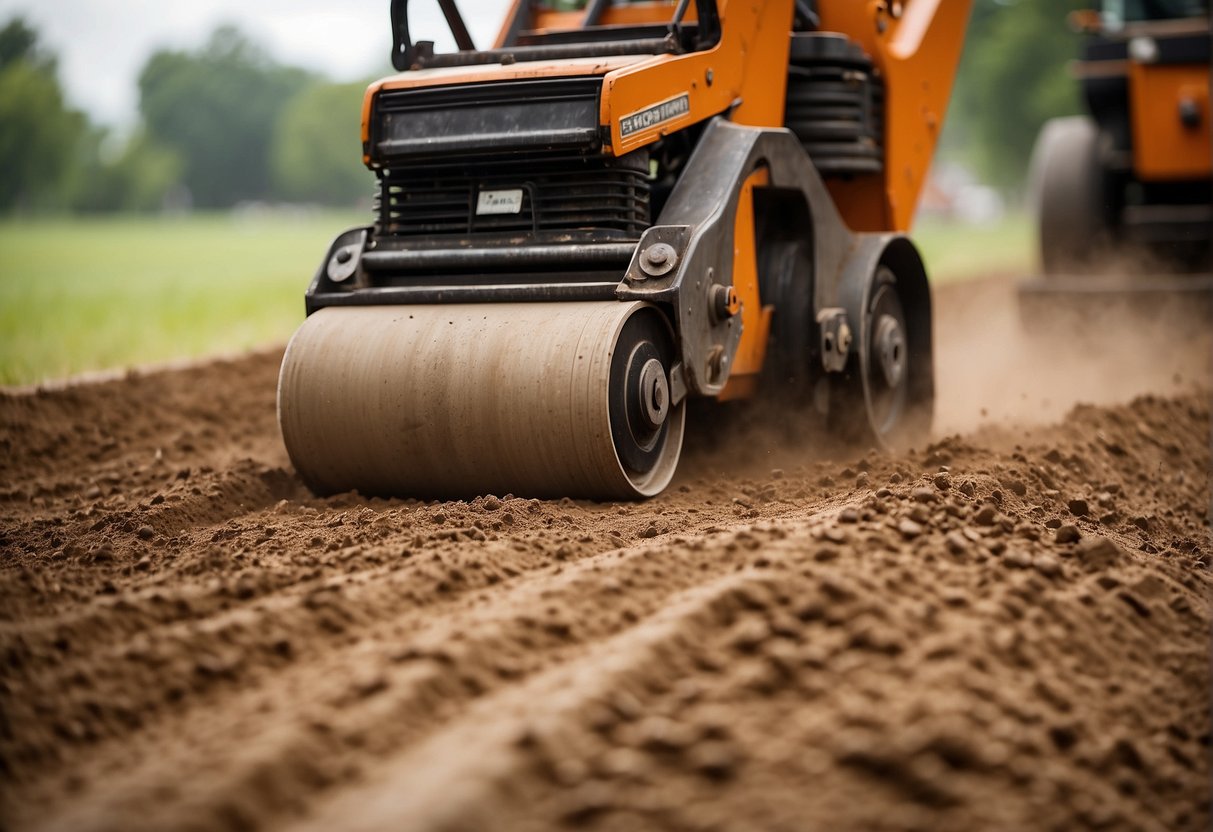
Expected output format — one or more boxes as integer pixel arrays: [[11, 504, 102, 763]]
[[22, 520, 815, 832], [4, 452, 858, 830], [299, 510, 1210, 832]]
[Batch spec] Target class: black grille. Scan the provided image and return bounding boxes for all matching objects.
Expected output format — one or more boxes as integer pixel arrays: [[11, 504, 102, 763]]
[[785, 33, 885, 176], [371, 77, 602, 161], [376, 76, 601, 116], [375, 152, 651, 240]]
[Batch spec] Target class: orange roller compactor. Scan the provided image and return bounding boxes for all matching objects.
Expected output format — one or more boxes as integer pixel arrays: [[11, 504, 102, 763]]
[[277, 0, 972, 499]]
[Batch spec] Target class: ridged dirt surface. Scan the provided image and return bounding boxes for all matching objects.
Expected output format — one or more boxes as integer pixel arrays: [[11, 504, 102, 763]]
[[2, 277, 1211, 832]]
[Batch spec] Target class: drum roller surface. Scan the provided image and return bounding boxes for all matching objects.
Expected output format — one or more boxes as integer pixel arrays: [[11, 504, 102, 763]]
[[277, 301, 685, 500]]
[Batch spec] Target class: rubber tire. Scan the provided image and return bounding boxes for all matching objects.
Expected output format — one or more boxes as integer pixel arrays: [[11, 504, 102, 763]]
[[861, 268, 910, 440], [828, 265, 931, 450], [829, 259, 931, 456], [1030, 116, 1110, 275], [759, 236, 816, 398]]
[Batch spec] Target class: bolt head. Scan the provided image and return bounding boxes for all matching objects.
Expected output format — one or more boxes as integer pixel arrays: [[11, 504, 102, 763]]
[[710, 284, 739, 322], [639, 243, 678, 277]]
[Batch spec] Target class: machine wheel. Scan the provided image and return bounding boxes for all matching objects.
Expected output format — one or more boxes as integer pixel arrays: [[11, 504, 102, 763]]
[[1031, 116, 1110, 275], [759, 236, 815, 398], [608, 308, 682, 484], [829, 264, 931, 448], [278, 301, 685, 500], [861, 268, 910, 439]]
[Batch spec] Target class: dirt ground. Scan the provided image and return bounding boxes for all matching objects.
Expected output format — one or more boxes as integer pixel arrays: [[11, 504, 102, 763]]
[[2, 276, 1211, 832]]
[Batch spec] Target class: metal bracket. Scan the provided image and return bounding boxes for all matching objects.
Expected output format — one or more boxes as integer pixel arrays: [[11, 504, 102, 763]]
[[817, 307, 852, 373], [326, 230, 367, 284], [619, 223, 743, 396], [668, 361, 688, 406], [622, 226, 692, 287]]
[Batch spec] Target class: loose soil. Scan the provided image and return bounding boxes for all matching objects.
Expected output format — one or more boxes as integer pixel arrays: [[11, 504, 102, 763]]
[[2, 276, 1211, 832]]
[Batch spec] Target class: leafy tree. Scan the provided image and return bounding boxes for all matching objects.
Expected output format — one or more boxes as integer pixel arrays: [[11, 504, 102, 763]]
[[104, 132, 185, 211], [941, 0, 1086, 192], [271, 81, 372, 205], [67, 129, 184, 213], [138, 26, 314, 208], [0, 18, 83, 211], [0, 16, 42, 70]]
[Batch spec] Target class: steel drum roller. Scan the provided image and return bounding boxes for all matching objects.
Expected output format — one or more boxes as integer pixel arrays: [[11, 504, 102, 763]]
[[277, 301, 685, 499]]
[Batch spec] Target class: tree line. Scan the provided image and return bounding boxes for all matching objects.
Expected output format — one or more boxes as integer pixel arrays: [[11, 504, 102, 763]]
[[0, 2, 1086, 214], [0, 19, 375, 213], [942, 0, 1086, 190]]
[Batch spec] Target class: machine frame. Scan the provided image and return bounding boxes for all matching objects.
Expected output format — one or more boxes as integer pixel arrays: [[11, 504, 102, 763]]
[[280, 0, 972, 498]]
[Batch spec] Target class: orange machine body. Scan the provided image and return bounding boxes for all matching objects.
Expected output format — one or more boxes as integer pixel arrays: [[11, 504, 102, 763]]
[[359, 0, 970, 400], [817, 0, 970, 231], [1129, 60, 1211, 181], [718, 167, 773, 399], [364, 0, 970, 231], [1068, 15, 1213, 184]]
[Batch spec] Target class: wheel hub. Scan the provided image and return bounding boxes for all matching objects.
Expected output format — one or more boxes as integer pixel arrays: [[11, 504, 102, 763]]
[[610, 307, 682, 481], [874, 312, 905, 390], [637, 358, 669, 430]]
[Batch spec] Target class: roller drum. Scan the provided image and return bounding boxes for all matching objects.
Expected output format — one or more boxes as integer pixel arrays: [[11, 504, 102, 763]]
[[277, 301, 685, 500]]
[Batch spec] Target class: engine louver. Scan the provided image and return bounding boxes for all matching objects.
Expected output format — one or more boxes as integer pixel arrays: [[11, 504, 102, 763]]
[[375, 152, 651, 240]]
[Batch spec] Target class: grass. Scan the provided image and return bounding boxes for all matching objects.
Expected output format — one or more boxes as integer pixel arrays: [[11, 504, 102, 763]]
[[912, 212, 1033, 284], [0, 210, 1033, 386], [0, 211, 362, 386]]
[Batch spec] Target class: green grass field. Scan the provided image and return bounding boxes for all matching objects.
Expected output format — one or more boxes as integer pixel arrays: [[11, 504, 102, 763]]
[[0, 211, 1032, 386], [912, 212, 1032, 285], [0, 211, 361, 385]]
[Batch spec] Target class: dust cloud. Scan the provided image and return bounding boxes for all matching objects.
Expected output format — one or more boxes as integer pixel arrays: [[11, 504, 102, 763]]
[[933, 275, 1212, 435]]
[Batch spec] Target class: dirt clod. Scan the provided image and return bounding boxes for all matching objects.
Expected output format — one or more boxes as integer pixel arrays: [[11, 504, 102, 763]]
[[1055, 524, 1082, 544], [1076, 537, 1124, 570], [974, 505, 998, 526]]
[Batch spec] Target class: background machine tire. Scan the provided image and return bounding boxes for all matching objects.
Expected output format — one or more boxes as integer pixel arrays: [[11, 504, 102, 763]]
[[1030, 116, 1110, 275]]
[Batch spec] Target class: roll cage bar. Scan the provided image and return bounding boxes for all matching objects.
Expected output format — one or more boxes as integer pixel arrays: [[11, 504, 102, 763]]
[[390, 0, 723, 70]]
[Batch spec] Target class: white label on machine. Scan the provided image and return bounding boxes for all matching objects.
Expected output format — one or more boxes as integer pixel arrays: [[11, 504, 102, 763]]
[[619, 93, 691, 138], [476, 188, 524, 215]]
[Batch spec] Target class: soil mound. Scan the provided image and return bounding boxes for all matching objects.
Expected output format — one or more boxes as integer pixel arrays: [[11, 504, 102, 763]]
[[2, 278, 1209, 832]]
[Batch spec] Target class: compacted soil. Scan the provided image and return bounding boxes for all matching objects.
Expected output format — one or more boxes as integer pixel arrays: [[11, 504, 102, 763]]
[[2, 277, 1211, 832]]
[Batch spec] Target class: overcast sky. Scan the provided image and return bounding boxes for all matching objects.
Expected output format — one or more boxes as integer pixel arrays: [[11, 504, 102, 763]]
[[0, 0, 505, 127]]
